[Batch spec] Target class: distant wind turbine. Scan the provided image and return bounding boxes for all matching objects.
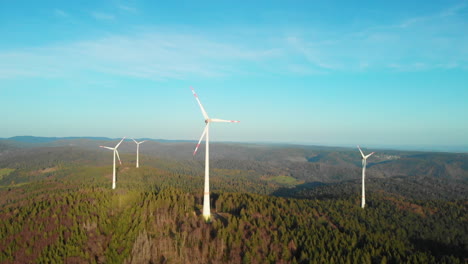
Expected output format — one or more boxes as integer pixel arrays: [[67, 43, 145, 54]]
[[132, 138, 146, 168], [191, 87, 240, 221], [357, 145, 375, 209], [100, 137, 126, 189]]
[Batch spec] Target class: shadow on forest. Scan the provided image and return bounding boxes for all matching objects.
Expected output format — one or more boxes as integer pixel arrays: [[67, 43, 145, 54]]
[[271, 181, 328, 198], [411, 238, 467, 260], [307, 154, 325, 162]]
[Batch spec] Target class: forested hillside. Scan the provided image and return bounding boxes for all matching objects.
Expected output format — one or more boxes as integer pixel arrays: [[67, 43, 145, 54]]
[[0, 139, 467, 263], [1, 138, 467, 184], [1, 178, 466, 263]]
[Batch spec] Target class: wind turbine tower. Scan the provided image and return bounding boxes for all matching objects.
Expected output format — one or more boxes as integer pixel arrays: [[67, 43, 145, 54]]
[[191, 87, 240, 221], [100, 137, 126, 189], [357, 145, 375, 208], [132, 138, 146, 168]]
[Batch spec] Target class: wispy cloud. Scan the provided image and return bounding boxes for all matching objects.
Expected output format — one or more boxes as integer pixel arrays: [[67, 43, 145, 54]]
[[397, 1, 467, 27], [1, 2, 467, 81], [118, 4, 137, 13], [440, 1, 468, 17], [91, 12, 115, 21], [0, 32, 277, 80], [54, 9, 68, 18], [283, 2, 468, 72], [285, 36, 341, 70]]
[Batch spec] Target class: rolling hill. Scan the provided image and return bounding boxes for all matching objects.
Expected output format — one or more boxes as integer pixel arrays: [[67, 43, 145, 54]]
[[0, 137, 467, 263]]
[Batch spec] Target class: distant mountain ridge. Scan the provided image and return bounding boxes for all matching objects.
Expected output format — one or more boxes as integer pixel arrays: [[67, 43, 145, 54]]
[[1, 136, 467, 183], [7, 136, 110, 143], [2, 136, 466, 153], [4, 136, 194, 144]]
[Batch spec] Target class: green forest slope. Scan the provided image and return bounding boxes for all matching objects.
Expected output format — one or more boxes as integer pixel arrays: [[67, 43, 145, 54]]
[[0, 141, 466, 263]]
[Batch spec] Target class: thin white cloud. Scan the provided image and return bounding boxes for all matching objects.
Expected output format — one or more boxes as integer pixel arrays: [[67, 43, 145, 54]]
[[283, 2, 468, 72], [285, 36, 340, 70], [1, 1, 467, 81], [91, 12, 115, 21], [54, 9, 68, 17], [118, 4, 137, 13], [0, 32, 277, 80], [440, 1, 468, 17], [397, 1, 467, 28]]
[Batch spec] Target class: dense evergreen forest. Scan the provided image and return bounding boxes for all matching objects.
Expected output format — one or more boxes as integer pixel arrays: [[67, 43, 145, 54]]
[[0, 139, 467, 263]]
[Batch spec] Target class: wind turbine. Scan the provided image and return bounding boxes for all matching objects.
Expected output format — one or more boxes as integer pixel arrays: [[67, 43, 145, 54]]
[[132, 138, 146, 168], [100, 137, 126, 189], [191, 87, 240, 221], [357, 145, 375, 209]]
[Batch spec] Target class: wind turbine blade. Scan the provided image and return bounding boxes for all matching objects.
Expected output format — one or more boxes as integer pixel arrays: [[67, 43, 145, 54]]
[[132, 138, 138, 144], [115, 137, 126, 148], [115, 149, 122, 165], [365, 152, 375, 159], [357, 145, 365, 158], [191, 87, 209, 120], [100, 146, 114, 151], [193, 125, 208, 156], [210, 118, 240, 123]]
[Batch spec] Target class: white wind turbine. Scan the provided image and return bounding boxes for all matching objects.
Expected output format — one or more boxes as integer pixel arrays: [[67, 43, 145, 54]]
[[100, 137, 126, 189], [132, 138, 146, 168], [191, 87, 240, 221], [357, 145, 375, 209]]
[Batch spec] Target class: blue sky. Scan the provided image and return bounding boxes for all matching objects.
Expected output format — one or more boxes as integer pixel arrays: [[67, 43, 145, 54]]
[[1, 0, 467, 150]]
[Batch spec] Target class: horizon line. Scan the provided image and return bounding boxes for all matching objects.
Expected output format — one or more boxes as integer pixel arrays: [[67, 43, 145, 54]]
[[1, 135, 467, 153]]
